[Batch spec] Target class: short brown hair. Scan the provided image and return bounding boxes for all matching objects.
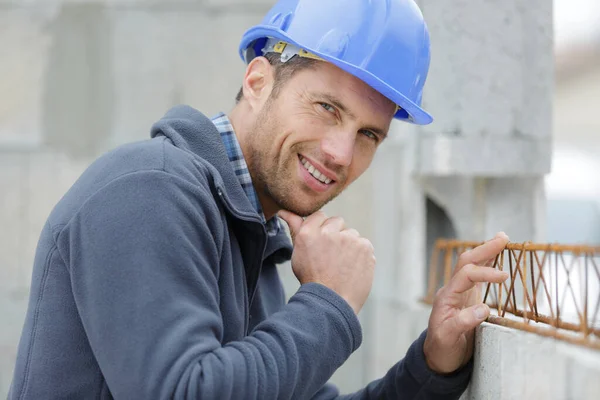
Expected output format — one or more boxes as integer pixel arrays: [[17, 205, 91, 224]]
[[235, 52, 319, 103]]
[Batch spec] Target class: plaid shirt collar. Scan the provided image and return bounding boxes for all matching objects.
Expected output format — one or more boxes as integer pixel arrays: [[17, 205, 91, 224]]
[[211, 112, 281, 236]]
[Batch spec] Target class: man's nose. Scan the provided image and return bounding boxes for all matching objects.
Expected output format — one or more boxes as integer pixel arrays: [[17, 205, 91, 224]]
[[320, 129, 355, 167]]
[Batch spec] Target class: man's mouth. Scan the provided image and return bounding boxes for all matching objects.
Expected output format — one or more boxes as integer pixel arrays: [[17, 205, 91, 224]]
[[298, 155, 334, 185]]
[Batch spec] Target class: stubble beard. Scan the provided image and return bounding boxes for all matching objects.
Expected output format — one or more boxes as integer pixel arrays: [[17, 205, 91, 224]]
[[247, 113, 343, 218]]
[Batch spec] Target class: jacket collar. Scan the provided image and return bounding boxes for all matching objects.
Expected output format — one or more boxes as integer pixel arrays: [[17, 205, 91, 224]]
[[151, 105, 257, 217], [150, 105, 292, 261]]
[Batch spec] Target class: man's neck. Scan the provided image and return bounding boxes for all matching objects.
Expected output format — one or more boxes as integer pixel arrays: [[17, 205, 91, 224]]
[[227, 106, 279, 221]]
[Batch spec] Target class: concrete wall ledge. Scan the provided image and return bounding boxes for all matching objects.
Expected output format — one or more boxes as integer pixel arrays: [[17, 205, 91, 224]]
[[462, 321, 600, 399], [417, 135, 552, 176]]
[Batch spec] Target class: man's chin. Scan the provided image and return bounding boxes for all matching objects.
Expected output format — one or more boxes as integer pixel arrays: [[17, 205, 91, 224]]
[[267, 181, 342, 218], [275, 197, 333, 218], [276, 205, 315, 218]]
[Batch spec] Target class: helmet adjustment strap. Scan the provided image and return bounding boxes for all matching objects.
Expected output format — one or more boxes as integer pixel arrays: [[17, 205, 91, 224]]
[[261, 37, 401, 113], [262, 38, 324, 63]]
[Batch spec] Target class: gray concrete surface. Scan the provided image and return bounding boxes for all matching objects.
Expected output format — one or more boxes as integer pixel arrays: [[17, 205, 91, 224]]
[[463, 322, 600, 400]]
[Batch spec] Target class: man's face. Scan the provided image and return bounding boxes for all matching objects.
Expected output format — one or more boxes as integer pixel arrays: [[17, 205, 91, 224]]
[[245, 59, 396, 217]]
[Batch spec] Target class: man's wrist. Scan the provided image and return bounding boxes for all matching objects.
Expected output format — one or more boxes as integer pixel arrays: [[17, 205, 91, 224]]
[[405, 329, 474, 395], [422, 334, 466, 375]]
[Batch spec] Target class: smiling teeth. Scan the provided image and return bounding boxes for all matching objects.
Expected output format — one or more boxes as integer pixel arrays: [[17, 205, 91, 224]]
[[300, 157, 332, 184]]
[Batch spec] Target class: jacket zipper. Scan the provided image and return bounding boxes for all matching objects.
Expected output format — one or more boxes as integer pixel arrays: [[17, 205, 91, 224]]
[[215, 186, 268, 334]]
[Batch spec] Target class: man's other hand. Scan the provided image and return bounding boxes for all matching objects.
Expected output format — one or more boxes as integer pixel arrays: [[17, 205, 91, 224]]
[[423, 232, 510, 374]]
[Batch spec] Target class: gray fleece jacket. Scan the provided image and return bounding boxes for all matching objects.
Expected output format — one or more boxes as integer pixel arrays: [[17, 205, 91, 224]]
[[8, 105, 472, 399]]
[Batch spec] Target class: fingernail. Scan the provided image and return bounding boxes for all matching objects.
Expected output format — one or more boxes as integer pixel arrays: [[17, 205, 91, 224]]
[[474, 304, 488, 320], [496, 231, 509, 241]]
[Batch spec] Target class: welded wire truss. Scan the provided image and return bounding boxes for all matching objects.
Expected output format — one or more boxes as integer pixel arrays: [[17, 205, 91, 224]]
[[423, 239, 600, 350]]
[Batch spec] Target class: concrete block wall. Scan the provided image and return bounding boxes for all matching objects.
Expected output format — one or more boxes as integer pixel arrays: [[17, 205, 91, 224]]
[[414, 0, 552, 243], [413, 0, 553, 251], [464, 322, 600, 399], [417, 0, 553, 142]]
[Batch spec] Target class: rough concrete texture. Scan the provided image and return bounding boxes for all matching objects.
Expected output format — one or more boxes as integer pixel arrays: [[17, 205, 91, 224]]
[[416, 0, 553, 176], [43, 3, 114, 158], [463, 322, 600, 400], [421, 176, 546, 242], [107, 8, 269, 148], [417, 134, 552, 176], [483, 177, 547, 242], [0, 7, 54, 148], [418, 0, 553, 139]]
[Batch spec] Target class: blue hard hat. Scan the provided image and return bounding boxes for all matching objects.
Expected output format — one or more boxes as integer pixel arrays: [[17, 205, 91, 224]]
[[239, 0, 433, 125]]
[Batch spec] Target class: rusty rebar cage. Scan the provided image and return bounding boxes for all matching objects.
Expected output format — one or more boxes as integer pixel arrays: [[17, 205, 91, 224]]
[[422, 239, 600, 350]]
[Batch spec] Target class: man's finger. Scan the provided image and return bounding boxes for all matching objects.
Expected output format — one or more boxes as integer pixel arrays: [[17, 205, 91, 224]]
[[342, 228, 360, 237], [321, 216, 346, 233], [452, 303, 491, 333], [447, 264, 509, 294], [457, 232, 509, 269], [277, 210, 304, 239], [301, 210, 329, 229]]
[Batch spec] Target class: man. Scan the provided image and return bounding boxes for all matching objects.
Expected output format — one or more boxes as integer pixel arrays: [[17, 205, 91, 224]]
[[9, 0, 510, 399]]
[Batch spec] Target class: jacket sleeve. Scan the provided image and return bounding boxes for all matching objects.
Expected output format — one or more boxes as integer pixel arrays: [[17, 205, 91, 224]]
[[312, 330, 473, 400], [61, 170, 362, 400]]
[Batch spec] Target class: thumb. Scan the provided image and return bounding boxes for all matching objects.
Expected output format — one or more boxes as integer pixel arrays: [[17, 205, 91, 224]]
[[277, 209, 304, 239], [453, 303, 490, 333]]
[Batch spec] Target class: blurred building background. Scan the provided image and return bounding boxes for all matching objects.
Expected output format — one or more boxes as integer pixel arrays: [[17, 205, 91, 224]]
[[1, 0, 599, 398], [547, 0, 600, 245]]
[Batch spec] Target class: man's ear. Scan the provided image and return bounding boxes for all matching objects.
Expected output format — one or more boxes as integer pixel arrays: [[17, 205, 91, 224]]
[[241, 56, 274, 111]]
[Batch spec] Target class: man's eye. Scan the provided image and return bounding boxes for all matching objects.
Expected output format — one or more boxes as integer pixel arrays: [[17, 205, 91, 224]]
[[360, 130, 378, 141], [319, 103, 336, 114]]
